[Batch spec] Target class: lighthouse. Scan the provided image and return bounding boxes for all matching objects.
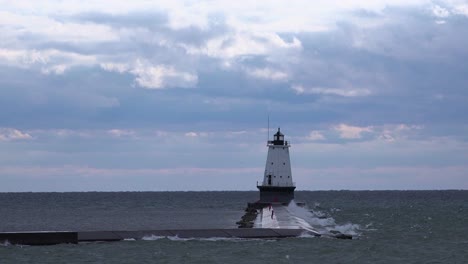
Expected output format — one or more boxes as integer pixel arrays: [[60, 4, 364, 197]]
[[257, 128, 295, 204]]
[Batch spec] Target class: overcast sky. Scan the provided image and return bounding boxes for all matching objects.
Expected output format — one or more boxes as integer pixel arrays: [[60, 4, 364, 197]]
[[1, 0, 467, 191]]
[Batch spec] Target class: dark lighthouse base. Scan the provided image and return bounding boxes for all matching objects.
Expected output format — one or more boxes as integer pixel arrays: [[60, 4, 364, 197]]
[[257, 185, 296, 204]]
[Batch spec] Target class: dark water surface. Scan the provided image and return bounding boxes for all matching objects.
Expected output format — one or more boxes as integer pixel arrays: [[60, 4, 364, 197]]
[[1, 191, 467, 263]]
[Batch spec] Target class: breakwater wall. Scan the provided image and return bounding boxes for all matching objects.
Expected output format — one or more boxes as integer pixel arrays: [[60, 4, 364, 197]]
[[0, 228, 305, 246]]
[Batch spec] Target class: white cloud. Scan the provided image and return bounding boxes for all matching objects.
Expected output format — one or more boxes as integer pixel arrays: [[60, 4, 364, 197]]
[[41, 64, 69, 75], [107, 129, 135, 138], [291, 85, 306, 94], [163, 1, 211, 30], [0, 0, 462, 43], [2, 0, 433, 32], [0, 10, 118, 43], [181, 33, 301, 60], [395, 124, 423, 131], [100, 63, 129, 73], [0, 48, 96, 74], [432, 5, 450, 18], [297, 124, 423, 143], [184, 131, 209, 138], [54, 129, 92, 138], [101, 60, 198, 89], [0, 49, 45, 65], [247, 67, 288, 81], [131, 63, 198, 89], [0, 128, 32, 141], [307, 131, 325, 141], [185, 132, 198, 137], [334, 124, 373, 139], [453, 4, 468, 16], [291, 85, 371, 97], [3, 0, 462, 86], [378, 124, 423, 142]]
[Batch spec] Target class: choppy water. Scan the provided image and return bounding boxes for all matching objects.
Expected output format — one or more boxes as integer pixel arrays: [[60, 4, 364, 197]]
[[1, 191, 467, 263]]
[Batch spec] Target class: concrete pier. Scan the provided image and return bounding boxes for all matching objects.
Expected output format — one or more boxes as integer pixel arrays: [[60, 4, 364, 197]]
[[0, 228, 305, 245], [0, 231, 77, 245]]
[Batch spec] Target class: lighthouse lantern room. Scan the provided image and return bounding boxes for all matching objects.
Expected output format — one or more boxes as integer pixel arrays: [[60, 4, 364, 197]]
[[257, 128, 295, 204]]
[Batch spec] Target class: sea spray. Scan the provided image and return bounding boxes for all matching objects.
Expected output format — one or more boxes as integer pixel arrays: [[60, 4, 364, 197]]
[[326, 223, 361, 236], [0, 240, 11, 247], [286, 200, 361, 236], [142, 235, 165, 241]]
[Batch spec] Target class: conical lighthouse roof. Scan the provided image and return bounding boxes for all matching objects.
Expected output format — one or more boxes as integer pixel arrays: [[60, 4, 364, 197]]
[[274, 128, 283, 136]]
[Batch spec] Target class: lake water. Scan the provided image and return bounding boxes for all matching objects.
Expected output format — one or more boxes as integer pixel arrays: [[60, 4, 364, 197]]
[[1, 191, 467, 263]]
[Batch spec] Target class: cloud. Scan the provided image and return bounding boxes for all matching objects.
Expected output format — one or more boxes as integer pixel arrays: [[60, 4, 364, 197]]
[[0, 165, 262, 178], [0, 48, 96, 74], [0, 165, 264, 191], [349, 8, 468, 61], [184, 131, 209, 137], [181, 33, 301, 60], [334, 124, 373, 139], [131, 63, 198, 89], [307, 131, 326, 141], [53, 129, 93, 138], [100, 62, 129, 73], [1, 126, 467, 191], [0, 128, 32, 141], [294, 165, 468, 190], [454, 4, 468, 16], [247, 67, 288, 81], [0, 10, 118, 43], [0, 0, 436, 34], [185, 132, 198, 137], [101, 60, 198, 89], [107, 129, 135, 138], [1, 3, 467, 130], [292, 124, 425, 144], [432, 5, 450, 18], [378, 124, 421, 142], [291, 85, 371, 97], [0, 1, 468, 191], [378, 124, 423, 142]]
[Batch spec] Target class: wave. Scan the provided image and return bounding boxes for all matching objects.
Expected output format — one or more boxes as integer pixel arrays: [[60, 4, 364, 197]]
[[0, 240, 11, 247], [260, 200, 362, 237]]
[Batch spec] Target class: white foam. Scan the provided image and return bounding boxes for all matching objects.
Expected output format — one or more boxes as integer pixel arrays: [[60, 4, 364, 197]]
[[363, 222, 378, 231], [253, 200, 361, 237], [1, 240, 11, 247], [286, 201, 333, 231], [142, 235, 165, 241], [298, 232, 319, 238], [327, 223, 361, 236]]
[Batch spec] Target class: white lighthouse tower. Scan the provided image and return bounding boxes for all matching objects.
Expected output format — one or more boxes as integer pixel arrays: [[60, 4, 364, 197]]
[[257, 128, 295, 204]]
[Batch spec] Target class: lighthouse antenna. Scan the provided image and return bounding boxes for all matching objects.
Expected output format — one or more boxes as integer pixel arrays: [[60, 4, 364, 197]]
[[267, 114, 270, 142]]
